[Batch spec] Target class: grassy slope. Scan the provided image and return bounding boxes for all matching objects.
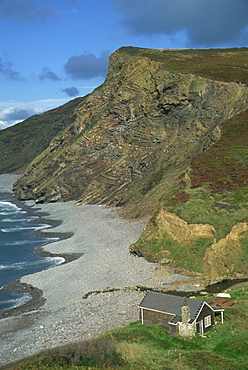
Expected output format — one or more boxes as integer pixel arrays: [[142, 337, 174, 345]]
[[120, 46, 248, 83], [131, 108, 248, 273], [1, 47, 248, 369], [2, 286, 248, 370], [0, 48, 247, 269], [191, 109, 248, 193], [120, 47, 248, 221], [0, 97, 84, 174]]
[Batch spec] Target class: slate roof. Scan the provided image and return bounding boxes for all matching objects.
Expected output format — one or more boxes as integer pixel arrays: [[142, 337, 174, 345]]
[[139, 291, 207, 324]]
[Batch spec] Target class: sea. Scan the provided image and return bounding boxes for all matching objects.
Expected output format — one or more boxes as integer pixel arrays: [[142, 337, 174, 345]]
[[0, 193, 64, 312]]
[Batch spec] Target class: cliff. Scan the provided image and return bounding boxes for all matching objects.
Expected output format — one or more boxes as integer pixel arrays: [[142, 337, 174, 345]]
[[3, 46, 248, 280], [13, 48, 248, 212]]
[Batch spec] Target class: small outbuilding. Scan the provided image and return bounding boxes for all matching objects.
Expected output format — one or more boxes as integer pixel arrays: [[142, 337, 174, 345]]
[[207, 297, 235, 308], [139, 291, 224, 337]]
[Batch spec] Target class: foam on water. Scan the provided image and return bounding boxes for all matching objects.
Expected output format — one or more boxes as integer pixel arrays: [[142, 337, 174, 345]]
[[0, 256, 65, 271], [1, 237, 59, 247], [1, 224, 50, 232], [3, 215, 38, 223], [0, 195, 64, 311], [0, 257, 65, 270], [0, 293, 31, 311], [0, 200, 21, 210]]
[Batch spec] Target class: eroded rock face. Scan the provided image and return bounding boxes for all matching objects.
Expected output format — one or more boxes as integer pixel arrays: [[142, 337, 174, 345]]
[[203, 222, 248, 278], [13, 48, 248, 213], [155, 209, 216, 244], [134, 208, 248, 279]]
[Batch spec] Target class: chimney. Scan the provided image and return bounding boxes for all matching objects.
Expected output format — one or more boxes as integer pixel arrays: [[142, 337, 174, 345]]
[[182, 298, 190, 324]]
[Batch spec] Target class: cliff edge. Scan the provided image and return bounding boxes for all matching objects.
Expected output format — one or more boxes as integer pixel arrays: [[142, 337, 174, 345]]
[[13, 48, 248, 213], [6, 47, 248, 279]]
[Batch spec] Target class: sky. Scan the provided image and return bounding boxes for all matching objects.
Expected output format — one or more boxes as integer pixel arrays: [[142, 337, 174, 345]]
[[1, 0, 248, 129]]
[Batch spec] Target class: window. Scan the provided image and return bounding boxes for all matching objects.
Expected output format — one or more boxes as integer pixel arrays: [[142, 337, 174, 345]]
[[204, 315, 211, 328]]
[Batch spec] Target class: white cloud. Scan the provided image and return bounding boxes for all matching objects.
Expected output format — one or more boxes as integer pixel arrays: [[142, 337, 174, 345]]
[[0, 120, 10, 130], [0, 106, 42, 129], [0, 98, 71, 130]]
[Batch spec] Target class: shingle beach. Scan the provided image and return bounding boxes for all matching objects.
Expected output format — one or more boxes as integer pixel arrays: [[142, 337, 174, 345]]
[[0, 174, 193, 366]]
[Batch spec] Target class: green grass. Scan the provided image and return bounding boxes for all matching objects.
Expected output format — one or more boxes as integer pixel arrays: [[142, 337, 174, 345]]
[[119, 47, 248, 83], [132, 109, 248, 269], [131, 182, 248, 272], [0, 97, 85, 174], [191, 109, 248, 193], [131, 232, 212, 272], [3, 287, 248, 369], [167, 186, 248, 241]]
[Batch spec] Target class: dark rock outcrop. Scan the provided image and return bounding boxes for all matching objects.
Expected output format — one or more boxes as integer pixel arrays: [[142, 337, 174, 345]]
[[13, 48, 248, 218]]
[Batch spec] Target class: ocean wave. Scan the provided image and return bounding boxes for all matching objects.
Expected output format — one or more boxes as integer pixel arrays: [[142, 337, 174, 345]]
[[0, 210, 26, 216], [3, 215, 38, 223], [40, 237, 60, 243], [0, 201, 22, 215], [2, 237, 60, 247], [2, 217, 25, 223], [1, 224, 50, 233], [1, 239, 41, 246], [0, 294, 31, 311], [0, 200, 21, 209], [0, 256, 65, 271]]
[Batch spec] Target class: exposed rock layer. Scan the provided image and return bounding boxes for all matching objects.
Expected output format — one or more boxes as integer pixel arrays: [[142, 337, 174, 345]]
[[155, 209, 216, 244], [13, 48, 248, 217], [204, 222, 248, 278], [131, 206, 248, 278], [6, 47, 248, 279]]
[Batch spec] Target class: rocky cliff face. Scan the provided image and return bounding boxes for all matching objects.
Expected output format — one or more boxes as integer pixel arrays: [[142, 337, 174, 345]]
[[203, 222, 248, 278], [153, 209, 216, 244], [10, 47, 248, 279], [133, 207, 248, 279], [13, 48, 248, 218]]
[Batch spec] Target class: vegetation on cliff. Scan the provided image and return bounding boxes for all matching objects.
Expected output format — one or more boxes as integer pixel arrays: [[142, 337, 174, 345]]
[[132, 108, 248, 278], [11, 47, 248, 209], [120, 46, 248, 83], [2, 286, 248, 370], [0, 97, 85, 174], [0, 46, 248, 278]]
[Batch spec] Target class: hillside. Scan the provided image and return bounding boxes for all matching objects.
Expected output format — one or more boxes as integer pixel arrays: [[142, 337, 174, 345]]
[[0, 97, 85, 174], [131, 108, 248, 279], [1, 46, 248, 279], [2, 286, 248, 370]]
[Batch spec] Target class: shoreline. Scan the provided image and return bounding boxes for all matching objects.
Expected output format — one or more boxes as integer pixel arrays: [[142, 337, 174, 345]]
[[0, 175, 163, 365], [0, 184, 83, 320], [1, 174, 246, 367]]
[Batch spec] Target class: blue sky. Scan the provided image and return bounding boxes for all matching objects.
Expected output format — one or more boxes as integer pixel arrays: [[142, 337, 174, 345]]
[[1, 0, 248, 129]]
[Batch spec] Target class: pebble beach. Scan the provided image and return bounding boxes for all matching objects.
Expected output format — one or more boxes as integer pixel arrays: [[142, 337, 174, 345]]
[[0, 174, 192, 367]]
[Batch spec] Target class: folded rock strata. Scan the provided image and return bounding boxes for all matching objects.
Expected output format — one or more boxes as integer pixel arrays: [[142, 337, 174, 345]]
[[13, 48, 248, 217]]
